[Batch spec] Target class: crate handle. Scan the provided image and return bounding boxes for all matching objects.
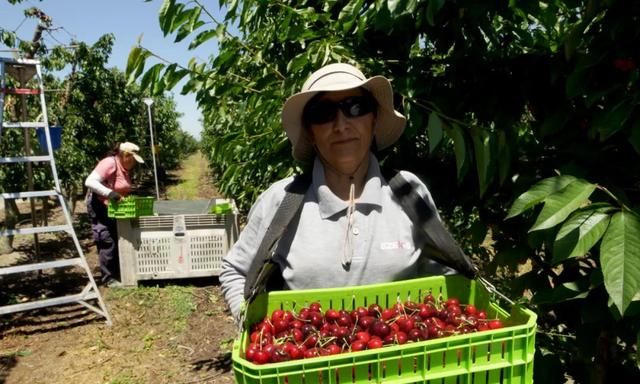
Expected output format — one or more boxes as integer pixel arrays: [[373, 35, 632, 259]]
[[477, 275, 515, 306]]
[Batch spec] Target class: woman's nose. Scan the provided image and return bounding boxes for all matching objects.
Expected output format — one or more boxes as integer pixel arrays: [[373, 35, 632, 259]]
[[331, 110, 349, 131]]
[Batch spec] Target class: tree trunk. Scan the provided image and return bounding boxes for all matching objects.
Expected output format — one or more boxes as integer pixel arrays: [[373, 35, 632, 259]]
[[66, 184, 78, 215], [0, 199, 20, 254]]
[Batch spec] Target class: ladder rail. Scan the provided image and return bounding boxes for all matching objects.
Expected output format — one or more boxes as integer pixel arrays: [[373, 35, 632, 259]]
[[0, 60, 5, 140], [0, 57, 112, 326]]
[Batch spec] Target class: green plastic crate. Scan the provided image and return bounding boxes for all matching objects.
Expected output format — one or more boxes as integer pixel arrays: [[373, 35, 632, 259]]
[[232, 275, 536, 384], [107, 196, 155, 218]]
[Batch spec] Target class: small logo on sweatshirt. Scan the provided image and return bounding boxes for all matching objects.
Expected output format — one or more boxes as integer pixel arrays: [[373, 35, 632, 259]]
[[380, 240, 408, 250]]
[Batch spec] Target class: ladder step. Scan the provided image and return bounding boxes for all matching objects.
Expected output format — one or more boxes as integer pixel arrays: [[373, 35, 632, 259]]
[[0, 258, 83, 275], [0, 155, 52, 164], [0, 57, 40, 66], [0, 190, 60, 199], [2, 122, 47, 129], [1, 88, 40, 95], [1, 224, 71, 237], [0, 290, 100, 315]]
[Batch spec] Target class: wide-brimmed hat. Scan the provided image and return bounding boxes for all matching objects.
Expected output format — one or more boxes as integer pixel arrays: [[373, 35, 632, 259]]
[[282, 63, 406, 162], [119, 142, 144, 163]]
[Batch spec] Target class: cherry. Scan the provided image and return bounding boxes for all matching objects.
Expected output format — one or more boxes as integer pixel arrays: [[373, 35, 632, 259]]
[[290, 328, 304, 343], [418, 303, 437, 319], [245, 343, 258, 361], [368, 303, 382, 317], [357, 315, 376, 330], [370, 319, 391, 338], [355, 331, 371, 343], [381, 308, 396, 321], [270, 309, 284, 322], [367, 337, 383, 349], [445, 297, 460, 307], [253, 350, 271, 364], [408, 328, 423, 342], [336, 313, 352, 327], [354, 306, 369, 318], [325, 308, 340, 322], [351, 340, 367, 352], [464, 304, 477, 316]]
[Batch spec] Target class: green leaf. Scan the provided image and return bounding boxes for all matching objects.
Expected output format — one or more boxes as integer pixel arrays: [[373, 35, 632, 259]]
[[215, 23, 226, 40], [506, 175, 578, 219], [565, 66, 589, 98], [552, 204, 614, 264], [339, 0, 365, 30], [445, 123, 468, 182], [427, 112, 444, 154], [189, 29, 218, 50], [470, 128, 492, 197], [140, 63, 164, 93], [387, 0, 406, 15], [540, 111, 569, 137], [159, 0, 179, 36], [592, 99, 633, 141], [497, 130, 510, 185], [531, 178, 596, 231], [426, 0, 445, 26], [600, 210, 640, 315], [126, 46, 142, 82], [163, 64, 189, 90], [630, 119, 640, 155], [287, 53, 310, 75], [125, 46, 150, 85], [533, 277, 592, 304], [637, 330, 640, 368]]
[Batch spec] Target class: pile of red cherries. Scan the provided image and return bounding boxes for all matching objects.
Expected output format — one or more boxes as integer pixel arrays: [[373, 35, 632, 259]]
[[244, 294, 504, 365]]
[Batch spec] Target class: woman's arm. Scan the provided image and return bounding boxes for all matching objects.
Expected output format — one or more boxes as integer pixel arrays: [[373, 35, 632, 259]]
[[219, 178, 292, 323], [84, 170, 113, 197]]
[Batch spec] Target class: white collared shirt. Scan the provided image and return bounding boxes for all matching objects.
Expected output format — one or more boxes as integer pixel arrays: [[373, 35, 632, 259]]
[[219, 154, 454, 321]]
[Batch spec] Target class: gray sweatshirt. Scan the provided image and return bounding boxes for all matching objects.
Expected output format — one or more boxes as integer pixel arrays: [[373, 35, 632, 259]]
[[219, 155, 454, 321]]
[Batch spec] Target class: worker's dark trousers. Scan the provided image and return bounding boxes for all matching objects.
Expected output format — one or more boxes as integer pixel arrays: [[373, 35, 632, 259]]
[[87, 193, 120, 283]]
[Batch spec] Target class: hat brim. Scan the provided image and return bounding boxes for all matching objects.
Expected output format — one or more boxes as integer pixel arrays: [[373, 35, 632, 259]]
[[132, 153, 144, 163], [282, 76, 406, 162]]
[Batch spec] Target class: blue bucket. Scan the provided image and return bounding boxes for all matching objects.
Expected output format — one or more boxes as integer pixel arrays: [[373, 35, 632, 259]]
[[37, 126, 62, 150]]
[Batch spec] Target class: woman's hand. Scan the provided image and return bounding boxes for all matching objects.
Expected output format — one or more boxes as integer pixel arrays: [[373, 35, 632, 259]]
[[107, 191, 122, 202]]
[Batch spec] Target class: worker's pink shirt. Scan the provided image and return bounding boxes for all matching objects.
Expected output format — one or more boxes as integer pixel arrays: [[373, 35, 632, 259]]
[[93, 155, 132, 203]]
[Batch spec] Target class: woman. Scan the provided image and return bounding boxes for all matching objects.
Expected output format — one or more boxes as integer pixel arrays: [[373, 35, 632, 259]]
[[85, 142, 144, 287], [219, 63, 453, 321]]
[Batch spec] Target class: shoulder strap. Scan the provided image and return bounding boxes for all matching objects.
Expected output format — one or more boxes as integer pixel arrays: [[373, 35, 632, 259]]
[[109, 156, 118, 189], [388, 172, 478, 279], [243, 173, 311, 302]]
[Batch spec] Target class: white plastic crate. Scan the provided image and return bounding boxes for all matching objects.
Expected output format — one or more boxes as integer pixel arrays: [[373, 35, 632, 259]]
[[116, 200, 239, 286]]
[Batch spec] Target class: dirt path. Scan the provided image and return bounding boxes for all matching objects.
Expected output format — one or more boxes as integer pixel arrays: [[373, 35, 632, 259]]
[[0, 151, 238, 384]]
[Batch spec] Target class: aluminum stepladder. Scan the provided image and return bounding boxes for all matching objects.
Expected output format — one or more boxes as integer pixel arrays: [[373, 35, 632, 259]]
[[0, 57, 112, 325]]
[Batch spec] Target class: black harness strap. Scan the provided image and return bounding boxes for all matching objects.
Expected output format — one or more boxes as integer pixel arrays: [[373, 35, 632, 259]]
[[243, 174, 310, 302], [387, 172, 478, 279]]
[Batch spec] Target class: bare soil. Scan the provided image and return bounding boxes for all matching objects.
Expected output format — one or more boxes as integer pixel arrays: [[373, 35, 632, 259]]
[[0, 156, 238, 384]]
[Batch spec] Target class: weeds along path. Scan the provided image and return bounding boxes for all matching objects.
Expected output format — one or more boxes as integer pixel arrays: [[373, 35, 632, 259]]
[[164, 150, 221, 201], [0, 150, 236, 384]]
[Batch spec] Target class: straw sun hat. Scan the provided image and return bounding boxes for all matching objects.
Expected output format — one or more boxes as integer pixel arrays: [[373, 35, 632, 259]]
[[281, 63, 407, 162], [119, 142, 144, 163]]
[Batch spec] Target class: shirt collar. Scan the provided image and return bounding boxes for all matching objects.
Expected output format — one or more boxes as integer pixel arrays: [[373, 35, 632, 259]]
[[312, 154, 384, 219]]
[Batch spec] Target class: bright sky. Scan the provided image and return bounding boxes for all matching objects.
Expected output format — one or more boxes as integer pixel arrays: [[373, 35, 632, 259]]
[[0, 0, 221, 140]]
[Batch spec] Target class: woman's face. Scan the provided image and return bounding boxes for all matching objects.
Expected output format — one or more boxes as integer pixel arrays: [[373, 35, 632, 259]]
[[306, 88, 376, 175], [120, 152, 138, 171]]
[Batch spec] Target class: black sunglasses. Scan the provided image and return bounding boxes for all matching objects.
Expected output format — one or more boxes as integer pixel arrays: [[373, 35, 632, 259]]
[[303, 95, 376, 125]]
